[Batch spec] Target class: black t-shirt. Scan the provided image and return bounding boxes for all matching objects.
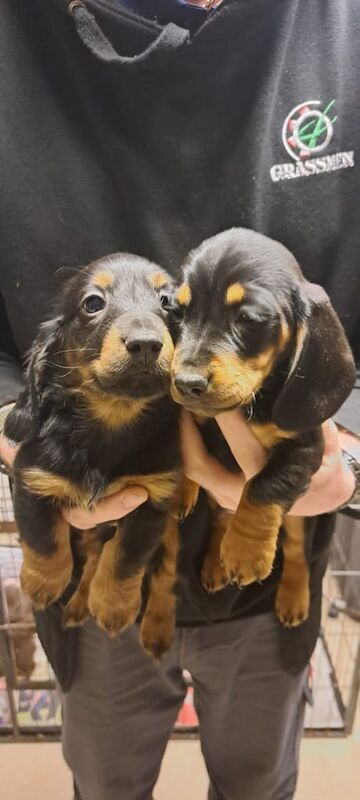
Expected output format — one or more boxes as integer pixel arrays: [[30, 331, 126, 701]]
[[1, 0, 359, 686], [110, 0, 210, 30]]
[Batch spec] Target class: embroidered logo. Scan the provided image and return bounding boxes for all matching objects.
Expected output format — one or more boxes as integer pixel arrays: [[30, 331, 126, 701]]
[[270, 99, 355, 182]]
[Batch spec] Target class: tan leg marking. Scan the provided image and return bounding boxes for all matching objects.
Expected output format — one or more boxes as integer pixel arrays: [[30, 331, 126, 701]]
[[88, 526, 143, 637], [276, 516, 309, 627], [20, 516, 73, 609], [177, 477, 200, 521], [64, 529, 102, 627], [201, 512, 230, 592], [220, 489, 282, 586], [140, 515, 179, 660]]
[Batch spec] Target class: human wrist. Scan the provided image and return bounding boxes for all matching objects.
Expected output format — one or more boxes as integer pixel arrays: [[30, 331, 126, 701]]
[[0, 403, 16, 470], [336, 452, 360, 509], [336, 424, 360, 508], [291, 458, 356, 516], [185, 447, 214, 484], [215, 410, 267, 480], [190, 453, 244, 511], [0, 402, 16, 435]]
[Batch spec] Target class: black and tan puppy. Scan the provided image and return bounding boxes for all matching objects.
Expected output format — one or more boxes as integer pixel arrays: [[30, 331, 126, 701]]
[[5, 254, 184, 658], [170, 228, 355, 626]]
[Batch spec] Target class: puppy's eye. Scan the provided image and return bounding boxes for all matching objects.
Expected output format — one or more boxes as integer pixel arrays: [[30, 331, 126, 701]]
[[82, 295, 106, 314], [236, 310, 257, 324], [159, 293, 172, 310]]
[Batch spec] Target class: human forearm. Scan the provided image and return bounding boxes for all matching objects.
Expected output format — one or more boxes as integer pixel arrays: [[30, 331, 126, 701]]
[[188, 451, 245, 511], [0, 351, 24, 407]]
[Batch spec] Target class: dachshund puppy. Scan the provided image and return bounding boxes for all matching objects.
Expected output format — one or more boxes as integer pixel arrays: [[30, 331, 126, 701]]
[[5, 254, 186, 658], [0, 582, 36, 679], [170, 228, 355, 626]]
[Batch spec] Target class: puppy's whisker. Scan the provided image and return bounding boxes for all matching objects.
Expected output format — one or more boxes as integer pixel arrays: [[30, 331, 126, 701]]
[[44, 361, 81, 370], [54, 266, 84, 278], [246, 402, 254, 421], [53, 348, 98, 356]]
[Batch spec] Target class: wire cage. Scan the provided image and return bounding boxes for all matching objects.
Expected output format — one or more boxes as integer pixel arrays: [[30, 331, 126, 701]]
[[0, 471, 359, 742]]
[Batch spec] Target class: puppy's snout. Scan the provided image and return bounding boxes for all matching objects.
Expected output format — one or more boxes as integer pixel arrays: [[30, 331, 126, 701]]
[[125, 332, 163, 364], [174, 372, 209, 398]]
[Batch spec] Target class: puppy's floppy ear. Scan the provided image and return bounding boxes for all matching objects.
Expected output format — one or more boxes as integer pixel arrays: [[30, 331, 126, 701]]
[[4, 316, 65, 443], [272, 283, 356, 432]]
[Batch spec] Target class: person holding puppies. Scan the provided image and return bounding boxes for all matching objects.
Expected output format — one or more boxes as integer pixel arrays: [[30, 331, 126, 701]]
[[1, 2, 360, 799]]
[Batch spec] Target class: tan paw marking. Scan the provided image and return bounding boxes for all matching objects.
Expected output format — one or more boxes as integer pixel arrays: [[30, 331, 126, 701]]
[[220, 499, 281, 586], [63, 589, 90, 628], [21, 547, 73, 610], [220, 530, 277, 586], [140, 612, 175, 660], [201, 550, 228, 593], [276, 575, 310, 628], [88, 573, 142, 638], [177, 478, 200, 521]]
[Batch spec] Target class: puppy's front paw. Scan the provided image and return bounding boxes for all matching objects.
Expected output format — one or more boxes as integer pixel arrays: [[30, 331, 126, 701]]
[[276, 571, 310, 628], [88, 573, 142, 638], [63, 589, 90, 628], [220, 500, 281, 587], [90, 598, 140, 637], [177, 478, 200, 521], [220, 528, 277, 587], [201, 550, 228, 593]]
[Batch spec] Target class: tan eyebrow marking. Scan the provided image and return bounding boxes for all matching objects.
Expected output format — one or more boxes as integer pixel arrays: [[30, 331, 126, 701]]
[[149, 271, 169, 289], [93, 271, 113, 290], [225, 283, 245, 305], [176, 283, 192, 306]]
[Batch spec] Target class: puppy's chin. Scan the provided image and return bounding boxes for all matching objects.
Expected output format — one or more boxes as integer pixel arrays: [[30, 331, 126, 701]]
[[170, 386, 249, 416], [173, 399, 240, 417], [93, 371, 170, 400]]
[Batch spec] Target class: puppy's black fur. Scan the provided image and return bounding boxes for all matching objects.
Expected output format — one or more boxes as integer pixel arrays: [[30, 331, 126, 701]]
[[6, 254, 182, 656], [171, 228, 355, 626]]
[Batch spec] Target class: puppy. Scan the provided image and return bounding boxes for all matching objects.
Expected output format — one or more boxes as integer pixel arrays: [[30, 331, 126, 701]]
[[170, 228, 355, 626], [5, 254, 189, 658], [0, 582, 36, 679]]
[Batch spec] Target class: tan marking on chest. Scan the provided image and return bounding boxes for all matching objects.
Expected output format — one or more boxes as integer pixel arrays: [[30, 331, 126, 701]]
[[83, 389, 149, 430]]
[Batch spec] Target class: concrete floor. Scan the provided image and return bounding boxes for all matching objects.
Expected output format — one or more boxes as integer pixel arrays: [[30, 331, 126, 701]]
[[1, 731, 359, 800]]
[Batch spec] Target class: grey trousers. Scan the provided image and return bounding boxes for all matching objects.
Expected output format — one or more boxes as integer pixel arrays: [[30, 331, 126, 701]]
[[61, 612, 307, 800]]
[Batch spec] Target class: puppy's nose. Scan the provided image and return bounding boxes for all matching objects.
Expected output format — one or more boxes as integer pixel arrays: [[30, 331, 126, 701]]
[[125, 333, 163, 363], [174, 373, 209, 397]]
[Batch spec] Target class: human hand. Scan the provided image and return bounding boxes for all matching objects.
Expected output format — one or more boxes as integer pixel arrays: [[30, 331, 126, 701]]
[[180, 410, 245, 510], [291, 419, 355, 515], [216, 411, 355, 516], [0, 432, 148, 528], [0, 432, 19, 470], [181, 408, 355, 515], [61, 487, 148, 529]]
